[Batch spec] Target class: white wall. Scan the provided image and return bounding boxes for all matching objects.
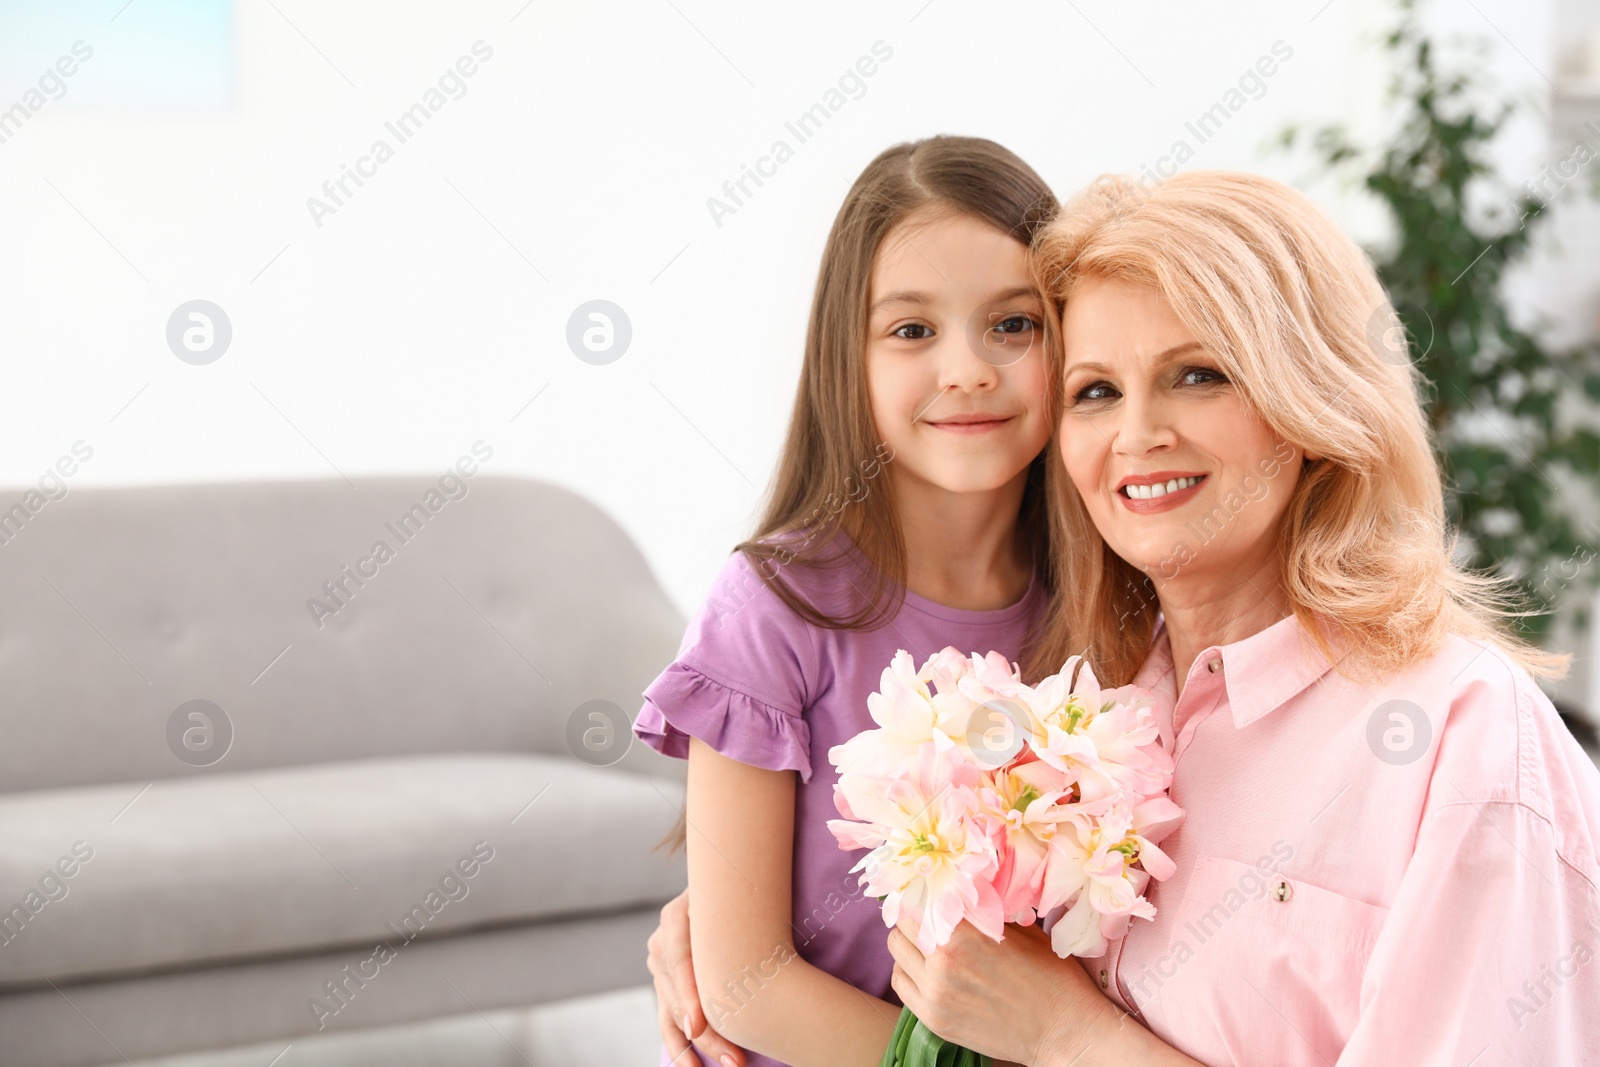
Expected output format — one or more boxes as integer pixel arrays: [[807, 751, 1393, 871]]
[[2, 0, 1595, 700]]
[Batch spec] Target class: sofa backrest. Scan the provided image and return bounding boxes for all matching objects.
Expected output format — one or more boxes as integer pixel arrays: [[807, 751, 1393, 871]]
[[0, 473, 688, 792]]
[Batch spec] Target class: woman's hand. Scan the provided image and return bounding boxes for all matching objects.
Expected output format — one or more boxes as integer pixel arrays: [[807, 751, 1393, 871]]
[[647, 889, 746, 1067], [886, 917, 1119, 1066]]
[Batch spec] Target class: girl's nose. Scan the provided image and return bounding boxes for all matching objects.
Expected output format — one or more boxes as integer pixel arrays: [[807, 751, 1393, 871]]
[[939, 332, 1001, 392]]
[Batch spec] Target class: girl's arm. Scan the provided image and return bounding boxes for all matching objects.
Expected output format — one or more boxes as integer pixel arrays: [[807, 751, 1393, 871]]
[[686, 736, 901, 1067]]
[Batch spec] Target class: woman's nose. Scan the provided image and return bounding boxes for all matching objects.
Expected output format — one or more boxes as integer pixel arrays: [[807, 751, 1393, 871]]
[[1114, 393, 1176, 454]]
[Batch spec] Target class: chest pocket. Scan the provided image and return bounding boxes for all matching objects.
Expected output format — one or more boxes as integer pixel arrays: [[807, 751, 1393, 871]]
[[1164, 854, 1390, 1066]]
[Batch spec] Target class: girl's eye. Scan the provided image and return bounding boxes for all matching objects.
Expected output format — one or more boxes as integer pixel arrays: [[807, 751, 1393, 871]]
[[1072, 381, 1120, 403], [990, 314, 1037, 336], [893, 323, 934, 340]]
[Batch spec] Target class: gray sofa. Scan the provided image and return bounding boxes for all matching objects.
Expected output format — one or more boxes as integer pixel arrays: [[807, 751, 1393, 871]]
[[0, 473, 689, 1066]]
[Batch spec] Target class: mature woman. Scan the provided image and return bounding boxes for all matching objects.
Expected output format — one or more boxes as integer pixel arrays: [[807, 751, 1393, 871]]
[[649, 170, 1600, 1066]]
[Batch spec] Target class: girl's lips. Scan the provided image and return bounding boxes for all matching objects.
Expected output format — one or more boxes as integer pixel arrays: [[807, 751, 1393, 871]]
[[927, 417, 1013, 435], [1117, 474, 1207, 514]]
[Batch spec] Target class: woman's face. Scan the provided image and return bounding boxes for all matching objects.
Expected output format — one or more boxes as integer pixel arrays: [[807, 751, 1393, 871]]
[[864, 207, 1052, 498], [1057, 276, 1305, 584]]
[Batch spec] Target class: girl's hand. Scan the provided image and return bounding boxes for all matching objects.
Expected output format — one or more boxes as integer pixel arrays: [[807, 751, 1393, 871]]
[[647, 889, 746, 1067], [886, 917, 1118, 1066]]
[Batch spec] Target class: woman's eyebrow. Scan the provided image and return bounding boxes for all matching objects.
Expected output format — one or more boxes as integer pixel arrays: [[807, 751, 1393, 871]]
[[1064, 360, 1112, 376], [1068, 343, 1203, 377], [1064, 341, 1207, 375], [1153, 341, 1206, 362]]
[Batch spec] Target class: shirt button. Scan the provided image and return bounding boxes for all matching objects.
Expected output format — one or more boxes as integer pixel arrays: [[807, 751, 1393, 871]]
[[1206, 657, 1222, 674], [1271, 880, 1293, 902], [1098, 968, 1109, 988]]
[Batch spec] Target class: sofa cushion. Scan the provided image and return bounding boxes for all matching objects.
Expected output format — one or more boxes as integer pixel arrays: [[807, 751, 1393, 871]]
[[0, 476, 687, 793], [0, 754, 686, 987]]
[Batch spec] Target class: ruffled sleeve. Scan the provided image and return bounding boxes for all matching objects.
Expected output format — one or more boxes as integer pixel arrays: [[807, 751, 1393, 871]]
[[634, 662, 814, 783], [632, 548, 817, 783]]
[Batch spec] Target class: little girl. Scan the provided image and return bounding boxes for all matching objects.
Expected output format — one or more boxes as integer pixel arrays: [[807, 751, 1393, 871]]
[[632, 135, 1059, 1067]]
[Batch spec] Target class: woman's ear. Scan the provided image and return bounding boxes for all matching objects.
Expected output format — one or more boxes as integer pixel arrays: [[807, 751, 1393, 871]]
[[1287, 437, 1322, 463]]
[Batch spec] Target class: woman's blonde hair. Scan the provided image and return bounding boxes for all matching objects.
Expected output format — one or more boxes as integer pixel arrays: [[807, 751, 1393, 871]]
[[1023, 169, 1568, 686]]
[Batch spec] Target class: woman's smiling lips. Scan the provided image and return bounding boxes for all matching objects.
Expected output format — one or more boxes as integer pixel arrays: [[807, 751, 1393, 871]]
[[1115, 471, 1208, 513]]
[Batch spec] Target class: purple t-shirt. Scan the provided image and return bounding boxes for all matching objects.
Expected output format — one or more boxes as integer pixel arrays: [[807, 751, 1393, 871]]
[[634, 529, 1046, 1067]]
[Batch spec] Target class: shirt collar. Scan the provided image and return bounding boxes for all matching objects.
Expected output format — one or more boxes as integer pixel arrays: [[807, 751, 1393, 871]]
[[1136, 610, 1350, 730]]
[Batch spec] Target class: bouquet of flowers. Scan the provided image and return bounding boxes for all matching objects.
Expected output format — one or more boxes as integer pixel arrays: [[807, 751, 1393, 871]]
[[826, 647, 1182, 1067]]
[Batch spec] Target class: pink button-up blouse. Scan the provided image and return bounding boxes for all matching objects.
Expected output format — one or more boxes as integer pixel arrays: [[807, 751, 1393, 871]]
[[1083, 611, 1600, 1065]]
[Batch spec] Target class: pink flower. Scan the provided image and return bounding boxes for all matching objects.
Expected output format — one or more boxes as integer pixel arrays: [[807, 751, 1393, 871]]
[[827, 650, 976, 779], [1009, 656, 1173, 803], [826, 742, 1004, 955], [1038, 794, 1184, 958], [827, 646, 1185, 963], [828, 647, 1032, 779], [975, 758, 1076, 923]]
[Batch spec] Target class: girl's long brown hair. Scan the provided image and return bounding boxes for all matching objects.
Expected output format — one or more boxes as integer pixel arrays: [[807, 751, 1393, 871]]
[[655, 136, 1060, 856]]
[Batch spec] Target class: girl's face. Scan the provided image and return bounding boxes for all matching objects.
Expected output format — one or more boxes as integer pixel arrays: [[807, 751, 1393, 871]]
[[1057, 276, 1307, 583], [864, 207, 1052, 499]]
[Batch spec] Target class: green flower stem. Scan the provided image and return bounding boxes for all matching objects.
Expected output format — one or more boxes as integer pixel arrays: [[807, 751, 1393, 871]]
[[878, 1006, 993, 1067]]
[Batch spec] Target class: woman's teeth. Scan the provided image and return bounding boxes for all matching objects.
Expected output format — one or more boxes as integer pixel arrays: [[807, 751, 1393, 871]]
[[1123, 475, 1203, 499]]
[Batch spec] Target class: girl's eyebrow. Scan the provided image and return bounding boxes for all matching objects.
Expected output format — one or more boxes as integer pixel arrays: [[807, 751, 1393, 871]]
[[868, 289, 931, 314], [869, 285, 1039, 315]]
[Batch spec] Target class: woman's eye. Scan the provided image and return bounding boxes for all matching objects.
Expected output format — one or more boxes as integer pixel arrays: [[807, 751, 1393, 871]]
[[1181, 366, 1227, 386], [1073, 381, 1119, 403], [893, 323, 933, 340]]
